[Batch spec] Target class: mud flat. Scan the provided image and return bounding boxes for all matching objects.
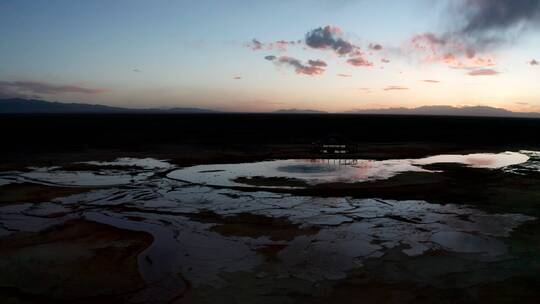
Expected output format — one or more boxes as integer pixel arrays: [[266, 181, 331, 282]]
[[0, 219, 152, 302], [1, 153, 540, 303]]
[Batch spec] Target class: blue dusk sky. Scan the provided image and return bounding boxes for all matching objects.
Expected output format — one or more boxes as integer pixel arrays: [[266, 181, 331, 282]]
[[1, 0, 539, 112]]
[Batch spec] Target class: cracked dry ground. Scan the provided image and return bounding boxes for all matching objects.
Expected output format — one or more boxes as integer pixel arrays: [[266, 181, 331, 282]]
[[1, 156, 540, 303]]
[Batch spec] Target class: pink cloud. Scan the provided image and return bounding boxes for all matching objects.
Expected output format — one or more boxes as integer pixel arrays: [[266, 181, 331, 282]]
[[384, 85, 409, 91], [412, 33, 447, 48], [246, 39, 298, 52], [410, 32, 495, 69], [267, 40, 299, 51], [246, 39, 263, 50], [0, 81, 106, 95], [276, 56, 325, 76], [467, 68, 499, 76], [422, 80, 440, 83], [347, 56, 373, 67]]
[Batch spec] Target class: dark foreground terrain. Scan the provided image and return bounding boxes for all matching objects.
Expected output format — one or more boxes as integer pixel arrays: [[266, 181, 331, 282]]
[[1, 114, 540, 303], [2, 113, 540, 164]]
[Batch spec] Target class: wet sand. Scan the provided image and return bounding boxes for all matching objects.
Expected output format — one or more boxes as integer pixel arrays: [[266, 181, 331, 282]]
[[0, 219, 152, 303]]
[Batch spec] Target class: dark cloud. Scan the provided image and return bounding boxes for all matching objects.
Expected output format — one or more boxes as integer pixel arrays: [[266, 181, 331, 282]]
[[530, 59, 539, 65], [305, 26, 358, 55], [422, 80, 440, 83], [409, 0, 540, 67], [233, 76, 242, 80], [381, 58, 390, 63], [383, 85, 409, 91], [448, 0, 540, 50], [308, 59, 327, 67], [259, 26, 378, 71], [467, 68, 499, 76], [369, 43, 383, 51], [460, 0, 540, 35], [275, 56, 326, 76], [261, 26, 377, 72], [132, 68, 142, 73], [337, 73, 352, 77], [0, 81, 106, 95]]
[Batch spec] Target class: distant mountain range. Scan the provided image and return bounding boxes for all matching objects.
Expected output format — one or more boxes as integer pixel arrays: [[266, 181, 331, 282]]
[[348, 105, 540, 118], [272, 108, 327, 114], [1, 98, 539, 118], [0, 98, 219, 114]]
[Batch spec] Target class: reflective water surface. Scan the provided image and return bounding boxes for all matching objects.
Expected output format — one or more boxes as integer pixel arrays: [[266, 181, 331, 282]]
[[1, 152, 539, 302], [167, 151, 531, 188]]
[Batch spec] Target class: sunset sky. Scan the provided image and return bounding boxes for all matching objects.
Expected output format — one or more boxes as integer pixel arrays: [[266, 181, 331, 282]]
[[1, 0, 539, 112]]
